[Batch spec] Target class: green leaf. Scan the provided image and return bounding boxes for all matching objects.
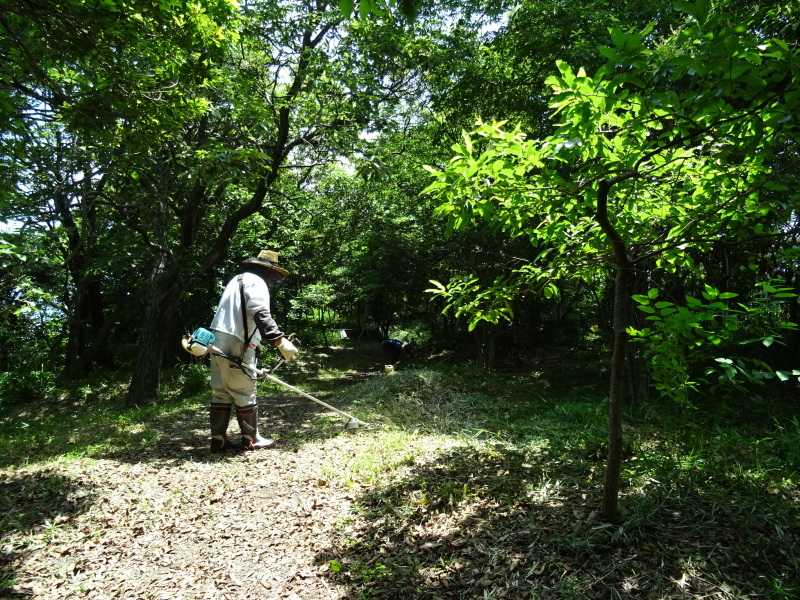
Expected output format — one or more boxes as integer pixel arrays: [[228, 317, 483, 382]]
[[338, 0, 354, 17], [598, 46, 620, 63], [685, 297, 703, 308], [462, 131, 473, 155], [695, 0, 710, 23], [702, 284, 719, 300]]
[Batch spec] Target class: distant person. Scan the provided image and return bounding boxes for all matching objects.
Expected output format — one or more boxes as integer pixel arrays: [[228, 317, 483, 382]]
[[381, 338, 417, 366], [208, 250, 298, 452]]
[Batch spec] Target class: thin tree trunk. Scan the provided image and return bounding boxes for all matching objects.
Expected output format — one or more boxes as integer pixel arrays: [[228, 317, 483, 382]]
[[63, 278, 116, 377], [595, 176, 636, 522], [625, 267, 649, 403], [476, 322, 498, 370], [603, 263, 630, 521], [62, 292, 123, 377], [126, 16, 338, 403], [87, 279, 116, 369]]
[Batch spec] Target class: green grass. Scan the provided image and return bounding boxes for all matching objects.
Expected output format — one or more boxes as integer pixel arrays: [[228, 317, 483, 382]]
[[1, 341, 799, 598], [313, 351, 799, 597], [0, 366, 210, 468]]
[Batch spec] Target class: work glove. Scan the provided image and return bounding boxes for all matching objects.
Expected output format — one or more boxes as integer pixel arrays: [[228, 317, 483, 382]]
[[277, 338, 299, 361]]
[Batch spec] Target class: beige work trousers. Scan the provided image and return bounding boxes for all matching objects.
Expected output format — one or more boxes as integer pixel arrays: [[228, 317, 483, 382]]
[[210, 330, 258, 408]]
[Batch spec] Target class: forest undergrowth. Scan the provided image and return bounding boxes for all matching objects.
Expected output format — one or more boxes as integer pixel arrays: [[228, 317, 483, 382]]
[[0, 340, 798, 599]]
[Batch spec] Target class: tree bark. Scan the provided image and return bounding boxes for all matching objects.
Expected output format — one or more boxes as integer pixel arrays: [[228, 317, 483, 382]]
[[603, 262, 631, 521], [127, 255, 180, 406], [476, 321, 498, 370], [625, 267, 649, 403], [62, 281, 120, 377], [125, 14, 351, 403], [595, 177, 635, 522], [63, 277, 118, 376]]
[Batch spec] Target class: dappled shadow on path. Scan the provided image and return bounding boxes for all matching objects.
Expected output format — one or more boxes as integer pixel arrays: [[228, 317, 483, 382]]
[[0, 385, 373, 599], [0, 470, 98, 596], [0, 364, 368, 598], [3, 339, 798, 599], [314, 444, 800, 599]]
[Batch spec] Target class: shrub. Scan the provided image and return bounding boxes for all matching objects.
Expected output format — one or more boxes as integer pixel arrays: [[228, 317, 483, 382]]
[[0, 369, 56, 405]]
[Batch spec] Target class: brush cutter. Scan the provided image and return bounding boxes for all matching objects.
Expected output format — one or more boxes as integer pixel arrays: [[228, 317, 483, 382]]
[[210, 341, 370, 430], [182, 327, 371, 429], [251, 364, 370, 430]]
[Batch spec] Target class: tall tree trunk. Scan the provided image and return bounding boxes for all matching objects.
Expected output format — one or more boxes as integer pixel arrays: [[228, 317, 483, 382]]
[[62, 278, 117, 377], [603, 262, 631, 521], [63, 278, 88, 372], [57, 156, 116, 377], [625, 267, 649, 403], [595, 177, 635, 522], [87, 279, 116, 369], [127, 255, 179, 406], [125, 15, 334, 403]]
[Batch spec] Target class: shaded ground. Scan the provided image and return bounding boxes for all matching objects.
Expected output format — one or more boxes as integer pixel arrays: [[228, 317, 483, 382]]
[[1, 342, 798, 599], [1, 346, 384, 600]]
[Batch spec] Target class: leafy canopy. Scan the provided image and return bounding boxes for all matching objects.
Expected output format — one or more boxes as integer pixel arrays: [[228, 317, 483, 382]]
[[423, 7, 800, 328]]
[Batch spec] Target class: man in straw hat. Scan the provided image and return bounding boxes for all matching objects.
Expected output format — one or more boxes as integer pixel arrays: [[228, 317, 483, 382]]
[[208, 250, 298, 452]]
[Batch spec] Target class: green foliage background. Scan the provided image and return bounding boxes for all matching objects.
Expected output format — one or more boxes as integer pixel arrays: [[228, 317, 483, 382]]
[[0, 0, 798, 456], [0, 0, 799, 591]]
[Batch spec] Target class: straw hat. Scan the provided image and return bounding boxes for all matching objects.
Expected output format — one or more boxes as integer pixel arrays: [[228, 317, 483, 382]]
[[241, 250, 289, 277]]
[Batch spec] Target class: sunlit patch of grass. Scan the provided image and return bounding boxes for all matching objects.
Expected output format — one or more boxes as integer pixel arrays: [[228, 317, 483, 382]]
[[318, 429, 454, 487], [342, 367, 504, 434], [315, 349, 800, 596], [0, 382, 206, 468]]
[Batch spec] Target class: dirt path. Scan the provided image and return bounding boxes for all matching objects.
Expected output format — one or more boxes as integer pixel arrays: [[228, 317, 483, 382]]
[[3, 388, 377, 600]]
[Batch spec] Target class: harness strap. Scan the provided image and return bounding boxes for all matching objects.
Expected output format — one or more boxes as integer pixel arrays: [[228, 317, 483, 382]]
[[238, 274, 256, 351]]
